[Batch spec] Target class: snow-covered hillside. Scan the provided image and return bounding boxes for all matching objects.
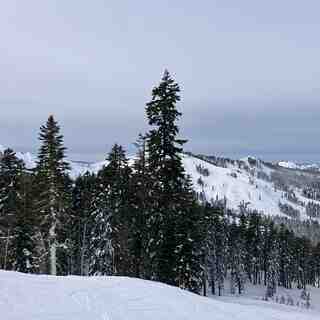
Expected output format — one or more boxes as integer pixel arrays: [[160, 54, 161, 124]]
[[278, 161, 320, 171], [1, 271, 319, 320], [182, 154, 320, 220], [2, 144, 320, 219]]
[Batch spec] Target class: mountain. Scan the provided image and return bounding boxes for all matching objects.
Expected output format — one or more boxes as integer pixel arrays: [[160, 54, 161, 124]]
[[0, 144, 108, 179], [1, 270, 319, 320], [182, 154, 320, 221], [2, 144, 320, 221], [278, 161, 320, 171]]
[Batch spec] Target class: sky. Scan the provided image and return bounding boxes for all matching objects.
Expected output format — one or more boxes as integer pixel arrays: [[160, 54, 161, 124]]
[[1, 1, 320, 162]]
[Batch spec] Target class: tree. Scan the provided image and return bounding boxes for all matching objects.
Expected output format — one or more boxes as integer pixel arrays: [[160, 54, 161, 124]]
[[88, 144, 132, 276], [35, 115, 71, 275], [0, 149, 25, 269], [205, 204, 227, 296], [88, 173, 113, 276], [264, 221, 279, 298], [228, 218, 246, 295], [0, 149, 37, 272], [174, 176, 204, 293], [145, 70, 203, 291], [70, 172, 96, 275], [130, 134, 154, 278], [12, 170, 38, 273]]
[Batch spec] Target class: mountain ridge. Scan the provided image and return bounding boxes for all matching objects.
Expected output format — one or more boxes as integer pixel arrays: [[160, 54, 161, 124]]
[[1, 144, 320, 221]]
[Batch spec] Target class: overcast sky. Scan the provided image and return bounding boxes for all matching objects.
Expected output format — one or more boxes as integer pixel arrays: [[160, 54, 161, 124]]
[[1, 1, 320, 161]]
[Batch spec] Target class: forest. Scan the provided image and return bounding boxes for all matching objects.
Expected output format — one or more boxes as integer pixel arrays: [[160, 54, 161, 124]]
[[1, 71, 320, 299]]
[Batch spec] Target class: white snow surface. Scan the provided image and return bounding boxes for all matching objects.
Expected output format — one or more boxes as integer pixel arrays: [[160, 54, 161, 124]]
[[1, 270, 319, 320], [181, 154, 315, 218], [278, 161, 320, 171], [278, 161, 299, 170]]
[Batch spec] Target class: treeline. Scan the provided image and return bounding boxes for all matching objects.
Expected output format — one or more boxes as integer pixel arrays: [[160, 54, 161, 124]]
[[0, 71, 320, 296]]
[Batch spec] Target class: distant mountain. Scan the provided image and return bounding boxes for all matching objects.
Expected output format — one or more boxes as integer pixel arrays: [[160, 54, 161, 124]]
[[0, 144, 108, 179], [2, 144, 320, 221], [278, 160, 320, 172]]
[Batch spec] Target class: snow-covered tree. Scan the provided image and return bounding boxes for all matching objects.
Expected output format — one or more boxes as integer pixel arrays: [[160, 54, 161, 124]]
[[35, 115, 71, 275]]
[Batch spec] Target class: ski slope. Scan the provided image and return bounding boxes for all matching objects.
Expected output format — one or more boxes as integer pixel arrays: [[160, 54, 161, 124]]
[[2, 144, 320, 219], [182, 154, 317, 218], [1, 270, 319, 320]]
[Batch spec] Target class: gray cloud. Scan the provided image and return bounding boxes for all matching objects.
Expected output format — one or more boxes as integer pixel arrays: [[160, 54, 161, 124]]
[[1, 1, 320, 161]]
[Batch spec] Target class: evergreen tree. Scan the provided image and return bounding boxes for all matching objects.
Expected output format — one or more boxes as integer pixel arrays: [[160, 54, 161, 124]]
[[130, 134, 154, 278], [228, 218, 246, 295], [205, 204, 227, 296], [12, 171, 37, 273], [88, 172, 113, 276], [0, 149, 25, 269], [264, 221, 279, 297], [145, 70, 201, 290], [0, 149, 37, 272], [88, 144, 132, 276], [35, 115, 71, 275], [174, 176, 204, 293], [71, 172, 96, 275]]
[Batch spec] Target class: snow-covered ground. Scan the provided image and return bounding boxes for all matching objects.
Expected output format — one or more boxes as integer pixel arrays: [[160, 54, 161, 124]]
[[1, 270, 319, 320], [212, 280, 320, 315]]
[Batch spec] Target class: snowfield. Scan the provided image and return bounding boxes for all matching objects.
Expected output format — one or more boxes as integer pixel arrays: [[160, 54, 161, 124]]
[[1, 270, 319, 320], [182, 154, 320, 220]]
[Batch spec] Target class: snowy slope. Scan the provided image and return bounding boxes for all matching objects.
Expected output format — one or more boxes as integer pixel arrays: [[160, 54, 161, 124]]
[[278, 161, 320, 171], [2, 144, 320, 218], [181, 154, 320, 219], [1, 270, 319, 320]]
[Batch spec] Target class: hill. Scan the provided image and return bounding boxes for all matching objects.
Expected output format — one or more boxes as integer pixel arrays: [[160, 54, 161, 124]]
[[2, 144, 320, 221], [1, 270, 319, 320]]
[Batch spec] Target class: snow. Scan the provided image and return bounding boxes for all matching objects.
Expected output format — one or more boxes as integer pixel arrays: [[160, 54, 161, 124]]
[[1, 143, 320, 219], [278, 161, 299, 170], [1, 270, 319, 320], [182, 154, 307, 217], [278, 161, 320, 171], [213, 279, 320, 313]]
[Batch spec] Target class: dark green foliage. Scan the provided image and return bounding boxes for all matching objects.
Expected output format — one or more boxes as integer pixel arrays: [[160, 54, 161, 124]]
[[145, 70, 202, 291], [70, 172, 97, 275], [88, 144, 132, 276], [0, 149, 36, 272], [35, 115, 71, 275]]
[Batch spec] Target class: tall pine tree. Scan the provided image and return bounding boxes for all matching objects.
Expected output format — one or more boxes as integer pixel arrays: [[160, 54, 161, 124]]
[[35, 115, 71, 275], [145, 70, 202, 290]]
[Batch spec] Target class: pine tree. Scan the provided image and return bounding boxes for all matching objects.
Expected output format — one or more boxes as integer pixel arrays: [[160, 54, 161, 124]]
[[88, 174, 113, 275], [11, 171, 37, 273], [0, 149, 25, 269], [35, 115, 71, 275], [264, 221, 279, 298], [71, 172, 96, 275], [130, 134, 154, 278], [228, 218, 246, 295], [0, 149, 37, 272], [88, 144, 132, 276], [205, 204, 227, 296], [174, 176, 204, 293], [145, 70, 201, 290]]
